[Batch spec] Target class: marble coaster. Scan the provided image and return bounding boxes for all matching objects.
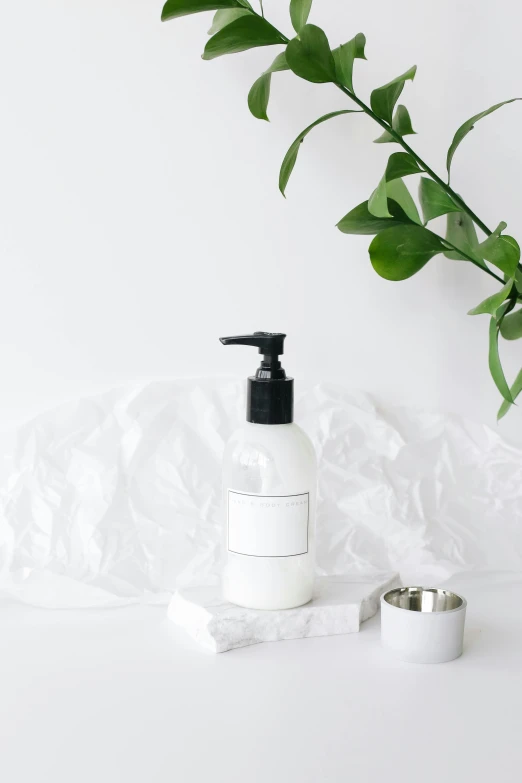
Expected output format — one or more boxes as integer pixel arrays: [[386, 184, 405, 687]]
[[168, 573, 400, 653]]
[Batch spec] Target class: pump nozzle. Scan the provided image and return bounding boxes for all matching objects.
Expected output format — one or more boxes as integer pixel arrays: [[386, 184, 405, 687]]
[[219, 332, 286, 379], [219, 331, 293, 425], [220, 332, 285, 356]]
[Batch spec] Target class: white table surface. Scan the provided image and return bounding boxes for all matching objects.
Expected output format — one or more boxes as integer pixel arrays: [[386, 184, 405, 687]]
[[1, 573, 521, 783]]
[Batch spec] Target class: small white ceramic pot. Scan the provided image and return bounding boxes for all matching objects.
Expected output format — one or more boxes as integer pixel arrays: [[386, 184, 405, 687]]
[[380, 586, 467, 664]]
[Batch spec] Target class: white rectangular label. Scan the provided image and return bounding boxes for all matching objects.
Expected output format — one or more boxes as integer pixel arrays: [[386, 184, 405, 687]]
[[227, 490, 309, 558]]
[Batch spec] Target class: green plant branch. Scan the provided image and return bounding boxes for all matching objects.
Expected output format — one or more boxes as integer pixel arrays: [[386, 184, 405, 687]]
[[334, 85, 493, 237], [163, 0, 522, 415], [255, 12, 495, 242]]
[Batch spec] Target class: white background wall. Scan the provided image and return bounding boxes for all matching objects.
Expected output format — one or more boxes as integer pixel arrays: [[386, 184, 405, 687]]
[[1, 0, 522, 438]]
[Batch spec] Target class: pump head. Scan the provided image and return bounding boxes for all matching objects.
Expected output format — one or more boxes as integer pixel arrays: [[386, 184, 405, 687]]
[[219, 332, 286, 379], [219, 332, 293, 425]]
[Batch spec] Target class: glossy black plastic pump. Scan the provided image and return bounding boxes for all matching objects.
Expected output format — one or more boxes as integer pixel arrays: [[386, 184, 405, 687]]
[[219, 332, 293, 425]]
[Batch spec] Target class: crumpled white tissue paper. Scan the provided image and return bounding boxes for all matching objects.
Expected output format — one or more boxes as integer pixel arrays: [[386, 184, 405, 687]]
[[0, 379, 521, 608]]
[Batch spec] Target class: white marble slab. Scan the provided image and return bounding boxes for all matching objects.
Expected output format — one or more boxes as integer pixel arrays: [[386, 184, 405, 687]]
[[168, 573, 400, 653]]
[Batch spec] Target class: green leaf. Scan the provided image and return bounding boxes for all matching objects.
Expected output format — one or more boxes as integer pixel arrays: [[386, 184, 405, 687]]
[[373, 130, 394, 144], [370, 66, 417, 124], [368, 174, 392, 218], [479, 234, 521, 277], [386, 178, 421, 225], [393, 105, 416, 136], [497, 300, 514, 320], [468, 280, 513, 316], [162, 0, 241, 22], [515, 269, 522, 294], [489, 316, 514, 404], [498, 368, 522, 420], [444, 212, 481, 262], [337, 198, 414, 235], [332, 33, 366, 91], [203, 15, 285, 59], [208, 7, 251, 34], [248, 52, 288, 121], [248, 74, 271, 121], [446, 99, 520, 180], [369, 224, 445, 281], [385, 152, 422, 182], [374, 105, 416, 142], [419, 177, 461, 223], [279, 110, 358, 196], [290, 0, 313, 33], [500, 308, 522, 340], [474, 220, 507, 265], [285, 24, 336, 83]]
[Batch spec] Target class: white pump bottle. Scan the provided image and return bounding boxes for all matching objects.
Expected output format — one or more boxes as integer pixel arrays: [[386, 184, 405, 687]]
[[220, 332, 317, 610]]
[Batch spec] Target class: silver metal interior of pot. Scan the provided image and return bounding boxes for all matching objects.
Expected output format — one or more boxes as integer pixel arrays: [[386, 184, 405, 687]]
[[383, 587, 464, 613]]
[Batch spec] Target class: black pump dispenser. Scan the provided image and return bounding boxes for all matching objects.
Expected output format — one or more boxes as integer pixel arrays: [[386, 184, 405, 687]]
[[219, 332, 293, 425]]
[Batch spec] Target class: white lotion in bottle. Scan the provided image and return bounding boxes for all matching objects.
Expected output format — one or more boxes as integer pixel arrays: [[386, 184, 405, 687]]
[[220, 332, 316, 610]]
